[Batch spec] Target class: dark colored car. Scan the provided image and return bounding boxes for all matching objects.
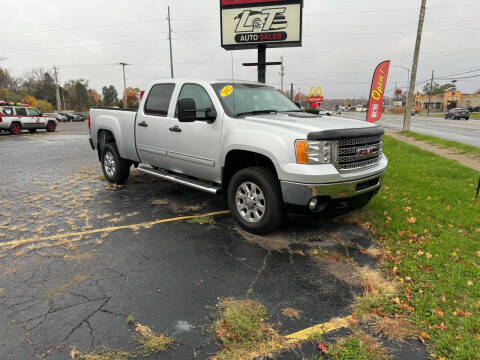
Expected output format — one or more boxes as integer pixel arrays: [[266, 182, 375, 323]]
[[73, 113, 86, 121], [59, 112, 75, 121], [445, 108, 470, 120]]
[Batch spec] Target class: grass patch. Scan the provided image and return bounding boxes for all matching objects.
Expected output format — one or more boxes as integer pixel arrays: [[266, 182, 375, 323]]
[[403, 131, 480, 157], [281, 307, 301, 319], [212, 298, 284, 360], [125, 315, 135, 324], [187, 216, 215, 225], [134, 323, 174, 356], [372, 317, 415, 342], [70, 346, 134, 360], [327, 331, 389, 360], [352, 136, 480, 359]]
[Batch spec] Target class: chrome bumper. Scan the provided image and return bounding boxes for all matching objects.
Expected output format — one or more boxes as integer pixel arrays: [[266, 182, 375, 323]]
[[280, 173, 384, 207]]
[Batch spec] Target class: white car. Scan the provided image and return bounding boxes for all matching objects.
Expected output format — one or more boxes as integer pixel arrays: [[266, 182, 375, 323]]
[[317, 108, 333, 116], [0, 105, 58, 134]]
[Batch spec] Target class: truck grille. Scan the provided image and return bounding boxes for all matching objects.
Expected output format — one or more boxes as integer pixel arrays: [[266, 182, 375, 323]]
[[337, 135, 383, 172]]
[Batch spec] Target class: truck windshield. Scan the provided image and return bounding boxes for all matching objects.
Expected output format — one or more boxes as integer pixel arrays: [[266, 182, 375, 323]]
[[212, 83, 301, 118]]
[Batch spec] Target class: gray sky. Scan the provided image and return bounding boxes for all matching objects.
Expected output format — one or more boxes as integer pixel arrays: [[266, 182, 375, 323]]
[[1, 0, 479, 99]]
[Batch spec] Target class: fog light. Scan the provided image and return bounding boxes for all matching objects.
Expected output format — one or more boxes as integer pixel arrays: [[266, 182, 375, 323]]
[[308, 198, 318, 211]]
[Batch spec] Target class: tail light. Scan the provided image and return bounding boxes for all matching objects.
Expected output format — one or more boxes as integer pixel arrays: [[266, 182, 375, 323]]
[[0, 114, 2, 123], [140, 90, 145, 100], [88, 114, 91, 131]]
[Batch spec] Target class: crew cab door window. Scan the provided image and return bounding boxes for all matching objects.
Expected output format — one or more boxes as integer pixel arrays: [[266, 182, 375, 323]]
[[27, 108, 41, 116], [177, 84, 214, 119], [144, 83, 175, 116], [15, 107, 27, 116]]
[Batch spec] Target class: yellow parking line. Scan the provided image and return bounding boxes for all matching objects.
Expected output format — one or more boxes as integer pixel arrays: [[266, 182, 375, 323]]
[[285, 316, 352, 344], [0, 210, 231, 250]]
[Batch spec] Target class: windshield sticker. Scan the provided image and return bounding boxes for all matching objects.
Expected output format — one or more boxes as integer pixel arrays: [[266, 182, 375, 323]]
[[221, 85, 234, 97]]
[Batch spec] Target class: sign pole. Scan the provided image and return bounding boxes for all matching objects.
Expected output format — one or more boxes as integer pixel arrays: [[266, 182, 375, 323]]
[[258, 45, 266, 84]]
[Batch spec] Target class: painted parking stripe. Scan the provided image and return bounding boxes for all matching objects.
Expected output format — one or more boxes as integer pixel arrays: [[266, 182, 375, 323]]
[[0, 210, 231, 251], [285, 315, 352, 344]]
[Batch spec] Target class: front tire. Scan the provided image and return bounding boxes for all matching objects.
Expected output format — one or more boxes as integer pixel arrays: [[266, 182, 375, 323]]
[[227, 166, 284, 234], [46, 121, 56, 132], [101, 143, 131, 184]]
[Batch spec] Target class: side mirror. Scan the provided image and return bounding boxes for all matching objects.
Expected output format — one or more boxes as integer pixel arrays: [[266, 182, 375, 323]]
[[178, 98, 196, 122]]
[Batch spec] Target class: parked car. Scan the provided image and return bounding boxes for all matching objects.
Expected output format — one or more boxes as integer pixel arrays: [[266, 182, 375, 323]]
[[317, 108, 333, 116], [44, 112, 68, 122], [59, 112, 75, 121], [445, 108, 470, 120], [73, 113, 87, 121], [0, 106, 57, 134], [89, 79, 387, 233]]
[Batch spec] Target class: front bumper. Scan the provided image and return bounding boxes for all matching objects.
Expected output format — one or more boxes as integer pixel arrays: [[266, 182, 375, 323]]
[[281, 172, 384, 213]]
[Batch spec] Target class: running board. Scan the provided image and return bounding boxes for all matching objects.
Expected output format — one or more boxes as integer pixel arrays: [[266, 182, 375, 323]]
[[137, 165, 221, 195]]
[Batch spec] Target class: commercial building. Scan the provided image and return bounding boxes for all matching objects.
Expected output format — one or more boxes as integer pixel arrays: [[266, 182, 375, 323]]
[[414, 91, 480, 112]]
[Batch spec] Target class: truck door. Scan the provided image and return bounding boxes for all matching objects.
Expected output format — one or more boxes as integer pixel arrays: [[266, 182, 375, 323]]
[[15, 107, 30, 127], [135, 83, 176, 169], [26, 108, 42, 128], [165, 83, 222, 183]]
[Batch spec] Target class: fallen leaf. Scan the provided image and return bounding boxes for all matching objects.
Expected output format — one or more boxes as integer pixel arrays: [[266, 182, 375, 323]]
[[421, 332, 429, 339], [407, 217, 417, 224], [426, 252, 432, 259], [317, 343, 328, 354], [433, 308, 444, 317], [467, 280, 473, 286]]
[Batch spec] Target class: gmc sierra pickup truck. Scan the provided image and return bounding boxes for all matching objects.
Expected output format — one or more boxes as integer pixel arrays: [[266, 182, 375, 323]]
[[89, 79, 387, 233]]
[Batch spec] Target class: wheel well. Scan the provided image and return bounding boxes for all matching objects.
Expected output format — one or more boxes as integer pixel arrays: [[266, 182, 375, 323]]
[[97, 129, 116, 161], [222, 150, 278, 195]]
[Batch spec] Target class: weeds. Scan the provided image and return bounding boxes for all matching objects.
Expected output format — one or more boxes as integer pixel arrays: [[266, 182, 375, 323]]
[[70, 346, 133, 360], [134, 323, 174, 355], [281, 307, 301, 319], [187, 216, 215, 225]]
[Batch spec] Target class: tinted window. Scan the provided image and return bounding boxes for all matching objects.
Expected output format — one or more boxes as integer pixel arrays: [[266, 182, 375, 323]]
[[2, 107, 13, 115], [144, 83, 175, 116], [177, 84, 214, 118], [27, 108, 41, 116], [16, 107, 27, 116]]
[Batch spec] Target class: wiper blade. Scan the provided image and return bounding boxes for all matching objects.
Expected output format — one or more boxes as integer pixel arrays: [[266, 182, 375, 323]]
[[235, 110, 278, 117], [281, 110, 304, 113]]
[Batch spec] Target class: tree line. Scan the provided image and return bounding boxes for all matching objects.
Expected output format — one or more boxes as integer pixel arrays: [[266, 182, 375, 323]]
[[0, 67, 139, 112]]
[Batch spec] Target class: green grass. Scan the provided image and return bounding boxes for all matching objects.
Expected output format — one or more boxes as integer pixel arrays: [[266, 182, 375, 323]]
[[354, 136, 480, 359], [403, 131, 480, 157], [327, 333, 389, 360]]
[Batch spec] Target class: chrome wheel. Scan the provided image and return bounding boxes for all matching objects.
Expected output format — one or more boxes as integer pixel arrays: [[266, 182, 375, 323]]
[[104, 151, 116, 178], [235, 181, 266, 223]]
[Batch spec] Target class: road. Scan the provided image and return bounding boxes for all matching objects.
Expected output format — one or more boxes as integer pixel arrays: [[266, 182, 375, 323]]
[[0, 123, 425, 360], [345, 112, 480, 148]]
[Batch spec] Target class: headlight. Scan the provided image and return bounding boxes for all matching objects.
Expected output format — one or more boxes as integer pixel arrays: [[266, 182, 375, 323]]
[[295, 140, 332, 164]]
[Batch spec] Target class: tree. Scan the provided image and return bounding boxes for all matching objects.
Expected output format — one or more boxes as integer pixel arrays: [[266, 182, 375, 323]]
[[102, 85, 118, 106], [422, 82, 456, 95], [88, 89, 101, 108], [22, 95, 37, 107], [125, 87, 140, 108], [36, 100, 54, 113], [63, 79, 89, 111]]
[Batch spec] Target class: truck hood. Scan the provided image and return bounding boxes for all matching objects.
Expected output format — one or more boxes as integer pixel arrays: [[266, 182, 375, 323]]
[[239, 112, 380, 137]]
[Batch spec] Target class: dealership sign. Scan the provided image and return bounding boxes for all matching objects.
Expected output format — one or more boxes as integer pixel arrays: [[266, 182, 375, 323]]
[[366, 60, 390, 123], [220, 0, 303, 50]]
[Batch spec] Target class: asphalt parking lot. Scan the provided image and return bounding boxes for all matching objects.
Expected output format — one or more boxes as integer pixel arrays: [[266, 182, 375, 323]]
[[0, 123, 426, 359]]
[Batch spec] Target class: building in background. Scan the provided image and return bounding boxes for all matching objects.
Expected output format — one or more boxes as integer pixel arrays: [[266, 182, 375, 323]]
[[415, 91, 480, 112]]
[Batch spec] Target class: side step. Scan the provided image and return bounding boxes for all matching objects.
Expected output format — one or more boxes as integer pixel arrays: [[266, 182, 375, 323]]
[[137, 165, 221, 195]]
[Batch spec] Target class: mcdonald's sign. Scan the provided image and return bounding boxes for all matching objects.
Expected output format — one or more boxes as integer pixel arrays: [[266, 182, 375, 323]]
[[308, 86, 323, 103]]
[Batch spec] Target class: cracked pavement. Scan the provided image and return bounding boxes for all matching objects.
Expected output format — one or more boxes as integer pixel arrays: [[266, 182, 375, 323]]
[[0, 123, 426, 359]]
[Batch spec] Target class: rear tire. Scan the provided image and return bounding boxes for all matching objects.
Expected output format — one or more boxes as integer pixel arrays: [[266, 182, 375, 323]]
[[46, 121, 56, 132], [227, 166, 284, 234], [10, 122, 22, 135], [101, 143, 131, 184], [465, 117, 469, 120]]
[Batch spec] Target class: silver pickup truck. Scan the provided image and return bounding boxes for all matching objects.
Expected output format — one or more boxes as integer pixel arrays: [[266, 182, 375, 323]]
[[88, 79, 387, 233]]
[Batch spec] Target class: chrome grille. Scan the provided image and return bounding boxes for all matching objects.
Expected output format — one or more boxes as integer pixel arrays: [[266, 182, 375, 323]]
[[337, 135, 383, 172]]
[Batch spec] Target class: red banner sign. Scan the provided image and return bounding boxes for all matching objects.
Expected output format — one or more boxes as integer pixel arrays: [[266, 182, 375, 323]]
[[366, 60, 390, 123]]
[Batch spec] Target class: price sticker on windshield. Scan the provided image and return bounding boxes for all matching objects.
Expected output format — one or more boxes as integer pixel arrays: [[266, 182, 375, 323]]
[[221, 85, 234, 97]]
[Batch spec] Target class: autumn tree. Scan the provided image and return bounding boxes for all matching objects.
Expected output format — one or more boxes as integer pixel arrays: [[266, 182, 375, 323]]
[[88, 89, 101, 108], [125, 87, 140, 108], [422, 82, 456, 96]]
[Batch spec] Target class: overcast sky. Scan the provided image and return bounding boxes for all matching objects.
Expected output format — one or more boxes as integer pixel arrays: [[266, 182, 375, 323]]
[[1, 0, 479, 99]]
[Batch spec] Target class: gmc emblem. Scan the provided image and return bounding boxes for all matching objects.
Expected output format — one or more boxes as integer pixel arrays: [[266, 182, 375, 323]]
[[357, 147, 379, 159]]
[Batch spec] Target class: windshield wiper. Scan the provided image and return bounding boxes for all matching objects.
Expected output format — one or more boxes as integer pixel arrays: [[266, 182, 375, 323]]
[[235, 110, 279, 117], [281, 110, 304, 113]]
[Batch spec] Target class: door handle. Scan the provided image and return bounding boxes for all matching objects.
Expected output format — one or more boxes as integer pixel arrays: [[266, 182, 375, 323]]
[[169, 125, 182, 133], [138, 121, 148, 127]]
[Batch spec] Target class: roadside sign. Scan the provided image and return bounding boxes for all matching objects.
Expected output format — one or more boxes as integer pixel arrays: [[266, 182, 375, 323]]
[[308, 86, 323, 103], [220, 0, 303, 50], [366, 60, 390, 123]]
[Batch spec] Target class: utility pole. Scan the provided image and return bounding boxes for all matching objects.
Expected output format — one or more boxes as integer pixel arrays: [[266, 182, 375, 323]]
[[167, 6, 174, 78], [403, 0, 427, 132], [53, 66, 62, 112], [290, 83, 294, 101], [61, 88, 66, 111], [119, 62, 129, 108], [279, 55, 285, 92], [428, 70, 434, 115]]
